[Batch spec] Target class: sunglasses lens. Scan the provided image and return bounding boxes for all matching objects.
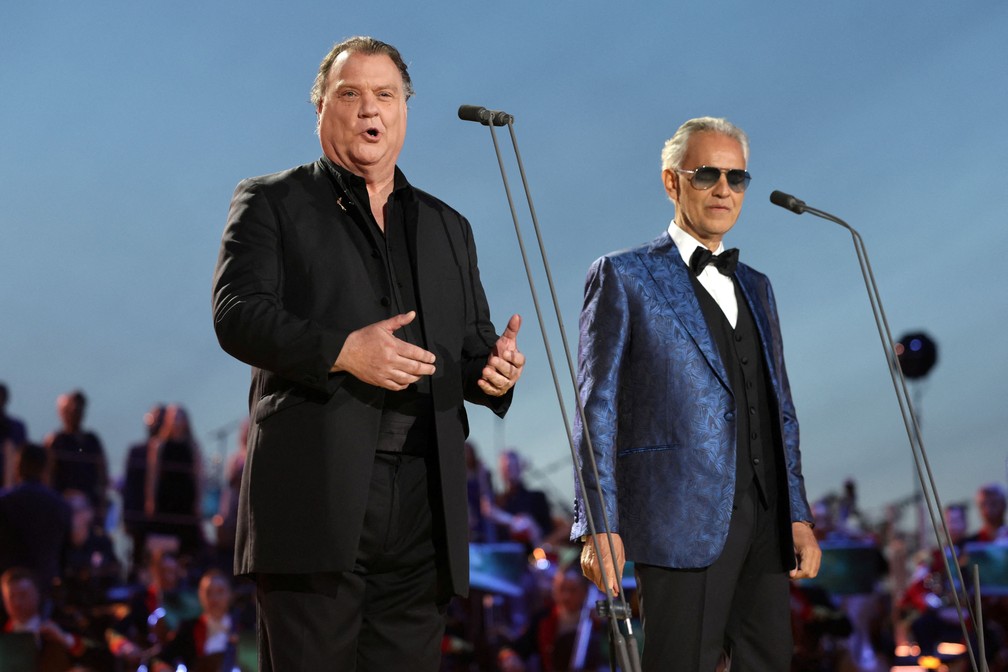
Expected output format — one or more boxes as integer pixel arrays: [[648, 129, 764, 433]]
[[726, 170, 751, 192], [692, 167, 721, 189]]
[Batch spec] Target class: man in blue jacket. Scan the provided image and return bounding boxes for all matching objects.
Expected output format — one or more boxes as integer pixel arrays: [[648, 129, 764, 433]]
[[573, 117, 820, 671]]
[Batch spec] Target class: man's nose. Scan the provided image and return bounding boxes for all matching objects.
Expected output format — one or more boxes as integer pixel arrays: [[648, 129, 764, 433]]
[[711, 173, 732, 195], [359, 92, 379, 116]]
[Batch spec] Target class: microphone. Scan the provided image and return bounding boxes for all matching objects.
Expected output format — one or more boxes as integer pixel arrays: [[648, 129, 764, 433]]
[[770, 185, 982, 669], [769, 190, 806, 214], [457, 104, 513, 126]]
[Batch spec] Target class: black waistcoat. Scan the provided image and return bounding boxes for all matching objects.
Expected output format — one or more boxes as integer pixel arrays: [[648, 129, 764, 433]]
[[688, 275, 781, 510]]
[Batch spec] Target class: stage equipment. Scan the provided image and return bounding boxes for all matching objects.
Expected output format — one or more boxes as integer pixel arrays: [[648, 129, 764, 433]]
[[896, 331, 938, 380], [770, 190, 986, 672], [459, 105, 641, 672]]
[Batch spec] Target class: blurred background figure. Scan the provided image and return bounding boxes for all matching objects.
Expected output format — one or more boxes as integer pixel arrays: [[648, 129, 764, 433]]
[[966, 482, 1007, 543], [121, 403, 166, 576], [110, 549, 199, 664], [1, 567, 87, 670], [465, 441, 496, 543], [490, 450, 555, 549], [61, 489, 121, 611], [0, 382, 28, 490], [213, 416, 248, 571], [162, 568, 239, 670], [45, 389, 108, 520], [497, 563, 604, 671], [897, 503, 972, 662], [0, 443, 71, 600], [145, 404, 206, 559]]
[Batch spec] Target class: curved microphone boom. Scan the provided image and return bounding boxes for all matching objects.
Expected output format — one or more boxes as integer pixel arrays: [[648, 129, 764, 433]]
[[459, 104, 641, 672], [770, 189, 985, 672]]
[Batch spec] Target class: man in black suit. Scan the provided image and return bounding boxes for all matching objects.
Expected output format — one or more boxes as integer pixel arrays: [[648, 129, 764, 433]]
[[212, 36, 524, 671], [0, 444, 71, 597]]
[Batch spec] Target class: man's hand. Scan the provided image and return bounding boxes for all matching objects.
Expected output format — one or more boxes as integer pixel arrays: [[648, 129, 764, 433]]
[[581, 532, 625, 596], [790, 521, 822, 580], [331, 311, 436, 390], [478, 314, 525, 397]]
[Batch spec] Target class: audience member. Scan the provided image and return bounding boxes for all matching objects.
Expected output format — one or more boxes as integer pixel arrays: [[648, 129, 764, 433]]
[[966, 482, 1007, 543], [466, 441, 496, 543], [0, 443, 71, 594], [162, 569, 239, 670], [1, 567, 87, 668], [45, 389, 108, 518], [213, 417, 247, 569], [145, 404, 206, 557], [121, 403, 166, 575], [0, 382, 28, 490], [111, 549, 200, 662], [491, 450, 554, 547], [61, 489, 122, 611], [898, 503, 971, 659], [503, 564, 603, 672]]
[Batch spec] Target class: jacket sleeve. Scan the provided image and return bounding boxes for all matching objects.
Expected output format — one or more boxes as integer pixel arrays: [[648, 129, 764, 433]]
[[211, 179, 348, 394], [762, 279, 813, 524], [457, 214, 513, 417], [571, 255, 629, 539]]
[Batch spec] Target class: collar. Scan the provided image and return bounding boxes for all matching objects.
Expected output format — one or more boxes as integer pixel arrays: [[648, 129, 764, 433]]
[[666, 220, 725, 267], [319, 156, 410, 197]]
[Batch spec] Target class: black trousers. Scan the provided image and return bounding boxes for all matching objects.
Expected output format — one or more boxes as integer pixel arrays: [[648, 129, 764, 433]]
[[255, 452, 446, 671], [634, 486, 792, 672]]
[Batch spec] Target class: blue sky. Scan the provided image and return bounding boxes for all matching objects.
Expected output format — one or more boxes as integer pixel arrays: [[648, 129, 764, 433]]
[[2, 2, 1006, 531]]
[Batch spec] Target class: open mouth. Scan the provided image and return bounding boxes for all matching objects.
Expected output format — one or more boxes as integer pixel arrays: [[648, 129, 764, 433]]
[[365, 128, 380, 138]]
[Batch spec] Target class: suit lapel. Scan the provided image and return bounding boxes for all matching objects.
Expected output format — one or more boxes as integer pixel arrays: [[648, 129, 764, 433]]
[[736, 266, 780, 394], [640, 233, 732, 393]]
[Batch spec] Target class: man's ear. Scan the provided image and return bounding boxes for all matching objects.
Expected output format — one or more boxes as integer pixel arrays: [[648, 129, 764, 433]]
[[662, 169, 680, 205]]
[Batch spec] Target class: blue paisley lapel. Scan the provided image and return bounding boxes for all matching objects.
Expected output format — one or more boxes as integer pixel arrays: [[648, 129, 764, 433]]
[[736, 266, 779, 388], [639, 233, 732, 392]]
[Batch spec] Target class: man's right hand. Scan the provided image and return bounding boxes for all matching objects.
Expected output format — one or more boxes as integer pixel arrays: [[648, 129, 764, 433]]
[[581, 532, 626, 596], [331, 311, 436, 390]]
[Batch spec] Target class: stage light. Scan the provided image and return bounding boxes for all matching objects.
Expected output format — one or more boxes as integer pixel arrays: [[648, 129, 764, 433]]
[[896, 331, 937, 379]]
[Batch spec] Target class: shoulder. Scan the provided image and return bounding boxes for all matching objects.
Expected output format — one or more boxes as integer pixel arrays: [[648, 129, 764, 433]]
[[590, 232, 669, 274], [234, 161, 328, 196], [410, 185, 467, 223]]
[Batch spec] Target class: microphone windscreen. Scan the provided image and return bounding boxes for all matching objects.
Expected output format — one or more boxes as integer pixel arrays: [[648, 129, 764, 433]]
[[458, 105, 489, 123], [769, 190, 805, 214]]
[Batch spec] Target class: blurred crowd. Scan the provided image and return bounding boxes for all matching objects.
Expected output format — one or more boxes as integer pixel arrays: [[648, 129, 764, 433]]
[[3, 381, 1008, 671]]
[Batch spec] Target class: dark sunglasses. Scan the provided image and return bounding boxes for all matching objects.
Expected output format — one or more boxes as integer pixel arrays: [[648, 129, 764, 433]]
[[675, 166, 751, 193]]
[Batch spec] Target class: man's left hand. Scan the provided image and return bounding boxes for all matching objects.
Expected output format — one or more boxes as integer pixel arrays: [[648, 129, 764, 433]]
[[478, 314, 524, 397], [790, 521, 822, 580]]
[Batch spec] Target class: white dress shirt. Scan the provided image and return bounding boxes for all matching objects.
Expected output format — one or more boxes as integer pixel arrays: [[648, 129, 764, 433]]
[[667, 221, 738, 328]]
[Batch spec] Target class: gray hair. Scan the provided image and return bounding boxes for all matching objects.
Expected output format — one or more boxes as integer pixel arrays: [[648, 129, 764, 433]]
[[660, 117, 750, 172], [310, 36, 413, 108]]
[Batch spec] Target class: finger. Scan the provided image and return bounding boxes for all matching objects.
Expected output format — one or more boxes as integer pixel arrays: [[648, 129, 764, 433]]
[[482, 361, 512, 385], [477, 379, 503, 397], [484, 356, 513, 380], [395, 340, 437, 366], [382, 311, 417, 332], [501, 313, 521, 341]]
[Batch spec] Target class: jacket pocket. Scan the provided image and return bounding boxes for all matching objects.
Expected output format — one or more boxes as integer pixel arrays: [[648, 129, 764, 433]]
[[253, 389, 308, 424]]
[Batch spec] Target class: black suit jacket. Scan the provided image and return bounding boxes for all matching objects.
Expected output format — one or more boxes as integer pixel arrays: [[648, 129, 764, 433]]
[[0, 481, 71, 587], [212, 159, 510, 595]]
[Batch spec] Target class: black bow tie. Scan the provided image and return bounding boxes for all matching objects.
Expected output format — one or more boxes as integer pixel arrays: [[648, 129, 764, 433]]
[[689, 247, 739, 276]]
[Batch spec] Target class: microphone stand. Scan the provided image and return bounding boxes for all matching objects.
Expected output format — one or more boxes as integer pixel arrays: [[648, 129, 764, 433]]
[[770, 191, 986, 672], [460, 105, 641, 672]]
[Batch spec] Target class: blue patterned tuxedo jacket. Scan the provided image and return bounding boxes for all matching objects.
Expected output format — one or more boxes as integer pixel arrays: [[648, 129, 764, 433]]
[[571, 231, 813, 569]]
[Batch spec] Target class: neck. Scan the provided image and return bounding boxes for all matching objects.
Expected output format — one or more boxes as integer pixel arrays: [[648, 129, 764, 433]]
[[674, 218, 721, 252], [366, 176, 396, 232]]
